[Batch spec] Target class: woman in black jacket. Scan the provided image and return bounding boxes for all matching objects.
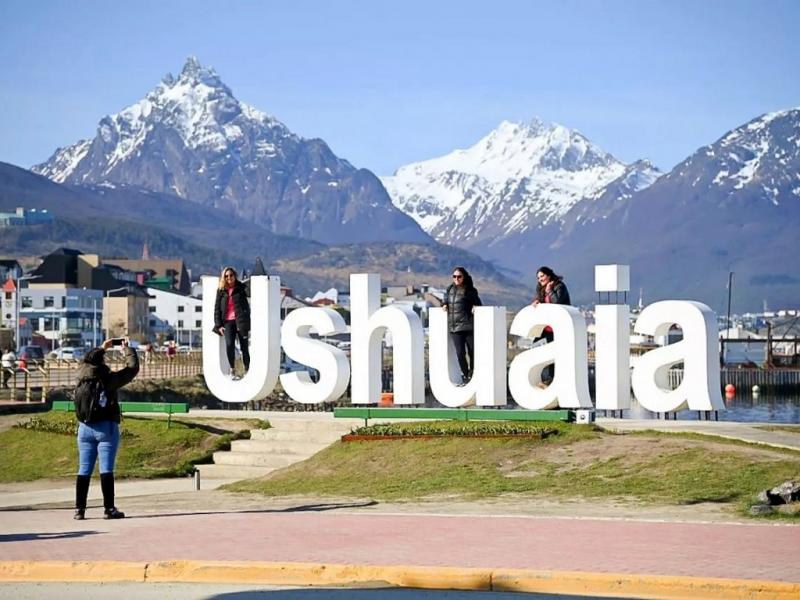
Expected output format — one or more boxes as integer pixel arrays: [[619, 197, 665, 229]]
[[214, 266, 251, 379], [74, 339, 139, 520], [532, 266, 571, 384], [442, 266, 482, 385]]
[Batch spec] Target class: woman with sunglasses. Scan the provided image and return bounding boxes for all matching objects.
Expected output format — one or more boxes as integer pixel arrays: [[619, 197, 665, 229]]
[[442, 266, 482, 385], [214, 266, 251, 379]]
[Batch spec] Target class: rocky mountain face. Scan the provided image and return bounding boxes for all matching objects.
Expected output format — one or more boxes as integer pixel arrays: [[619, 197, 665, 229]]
[[482, 109, 800, 311], [33, 57, 429, 245], [384, 110, 799, 311], [381, 119, 660, 246]]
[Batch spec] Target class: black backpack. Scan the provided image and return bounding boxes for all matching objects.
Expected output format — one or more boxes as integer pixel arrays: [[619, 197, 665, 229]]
[[74, 377, 109, 423]]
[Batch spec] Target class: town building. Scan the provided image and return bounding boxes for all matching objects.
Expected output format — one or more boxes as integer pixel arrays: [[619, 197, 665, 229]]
[[0, 207, 54, 227], [147, 287, 203, 347]]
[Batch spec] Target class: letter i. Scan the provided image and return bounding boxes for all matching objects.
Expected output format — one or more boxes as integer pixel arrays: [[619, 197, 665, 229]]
[[594, 265, 631, 411]]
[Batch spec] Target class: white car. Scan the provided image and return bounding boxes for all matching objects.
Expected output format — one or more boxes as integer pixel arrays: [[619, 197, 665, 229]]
[[51, 347, 86, 360]]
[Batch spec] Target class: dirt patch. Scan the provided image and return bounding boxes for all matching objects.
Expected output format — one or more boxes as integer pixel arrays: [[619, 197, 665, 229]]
[[501, 431, 792, 478]]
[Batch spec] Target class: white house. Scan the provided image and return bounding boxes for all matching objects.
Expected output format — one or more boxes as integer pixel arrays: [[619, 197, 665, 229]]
[[147, 287, 203, 347]]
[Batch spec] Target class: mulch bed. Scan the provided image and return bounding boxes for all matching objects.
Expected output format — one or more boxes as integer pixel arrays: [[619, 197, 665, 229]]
[[341, 433, 544, 442]]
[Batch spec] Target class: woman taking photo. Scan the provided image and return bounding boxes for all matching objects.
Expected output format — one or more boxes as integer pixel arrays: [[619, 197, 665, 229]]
[[74, 338, 139, 520], [214, 266, 251, 379], [442, 266, 482, 385]]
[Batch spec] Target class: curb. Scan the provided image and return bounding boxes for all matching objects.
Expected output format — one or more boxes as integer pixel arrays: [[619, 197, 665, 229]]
[[1, 561, 799, 599]]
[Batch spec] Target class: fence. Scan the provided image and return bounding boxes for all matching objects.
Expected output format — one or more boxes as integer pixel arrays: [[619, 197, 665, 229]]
[[668, 368, 800, 391], [1, 352, 203, 403]]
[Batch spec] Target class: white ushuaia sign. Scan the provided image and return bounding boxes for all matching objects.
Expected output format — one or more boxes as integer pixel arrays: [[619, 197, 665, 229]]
[[202, 265, 724, 414]]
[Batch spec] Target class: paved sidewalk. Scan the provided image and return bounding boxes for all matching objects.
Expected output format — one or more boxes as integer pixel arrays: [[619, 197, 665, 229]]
[[0, 497, 799, 597], [1, 410, 798, 597], [596, 418, 800, 450]]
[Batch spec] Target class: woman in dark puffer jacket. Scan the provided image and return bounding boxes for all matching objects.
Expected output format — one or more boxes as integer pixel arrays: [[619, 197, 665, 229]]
[[214, 266, 251, 379], [442, 266, 482, 385]]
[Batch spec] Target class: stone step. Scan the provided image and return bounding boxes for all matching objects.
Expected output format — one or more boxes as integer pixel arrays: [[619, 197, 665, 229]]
[[230, 439, 332, 455], [250, 428, 345, 443], [212, 451, 305, 468], [267, 419, 354, 432], [195, 463, 275, 480]]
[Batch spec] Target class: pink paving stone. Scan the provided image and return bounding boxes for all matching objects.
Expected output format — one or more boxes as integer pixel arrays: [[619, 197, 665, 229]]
[[0, 511, 798, 582]]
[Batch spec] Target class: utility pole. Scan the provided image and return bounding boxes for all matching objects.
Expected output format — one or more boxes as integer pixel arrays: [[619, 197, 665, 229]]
[[724, 272, 734, 366]]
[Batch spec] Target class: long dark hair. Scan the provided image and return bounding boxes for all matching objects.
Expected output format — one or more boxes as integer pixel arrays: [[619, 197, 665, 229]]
[[535, 265, 563, 302], [451, 266, 475, 291]]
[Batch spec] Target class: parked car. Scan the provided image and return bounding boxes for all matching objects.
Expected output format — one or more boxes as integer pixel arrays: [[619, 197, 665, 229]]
[[50, 346, 86, 360], [18, 345, 45, 367]]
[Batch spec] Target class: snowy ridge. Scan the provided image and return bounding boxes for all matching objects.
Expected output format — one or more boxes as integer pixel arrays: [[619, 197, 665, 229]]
[[34, 57, 295, 183], [382, 118, 647, 245], [31, 57, 430, 245]]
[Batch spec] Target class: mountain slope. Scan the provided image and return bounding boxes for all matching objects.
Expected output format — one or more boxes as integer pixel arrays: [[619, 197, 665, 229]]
[[0, 159, 326, 280], [483, 108, 800, 311], [382, 119, 659, 246], [32, 57, 429, 245]]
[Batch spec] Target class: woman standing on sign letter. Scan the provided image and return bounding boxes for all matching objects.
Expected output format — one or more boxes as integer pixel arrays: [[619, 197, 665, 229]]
[[214, 267, 251, 380], [533, 266, 571, 385], [442, 266, 482, 385]]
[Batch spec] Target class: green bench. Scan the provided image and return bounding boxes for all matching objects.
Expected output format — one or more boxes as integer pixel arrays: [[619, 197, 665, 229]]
[[51, 401, 189, 414], [334, 407, 574, 425]]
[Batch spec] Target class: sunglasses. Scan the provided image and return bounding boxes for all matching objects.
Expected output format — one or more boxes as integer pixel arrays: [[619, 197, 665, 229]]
[[452, 274, 463, 279], [224, 273, 235, 279]]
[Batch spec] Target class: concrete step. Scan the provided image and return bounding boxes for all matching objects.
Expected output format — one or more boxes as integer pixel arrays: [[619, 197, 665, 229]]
[[230, 439, 331, 455], [250, 428, 345, 443], [195, 463, 275, 480], [212, 451, 305, 468], [267, 419, 353, 432]]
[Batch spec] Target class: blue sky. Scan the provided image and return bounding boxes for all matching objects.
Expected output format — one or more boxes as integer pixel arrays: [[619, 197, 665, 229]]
[[1, 0, 798, 176]]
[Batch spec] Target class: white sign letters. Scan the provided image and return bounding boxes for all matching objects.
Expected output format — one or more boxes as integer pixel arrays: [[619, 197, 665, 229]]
[[202, 266, 724, 414]]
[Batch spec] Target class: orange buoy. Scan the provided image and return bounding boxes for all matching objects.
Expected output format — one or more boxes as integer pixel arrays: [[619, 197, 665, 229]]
[[724, 384, 735, 394]]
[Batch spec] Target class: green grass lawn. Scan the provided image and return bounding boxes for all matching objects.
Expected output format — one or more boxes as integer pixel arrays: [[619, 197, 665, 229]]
[[227, 421, 800, 518], [0, 412, 268, 481]]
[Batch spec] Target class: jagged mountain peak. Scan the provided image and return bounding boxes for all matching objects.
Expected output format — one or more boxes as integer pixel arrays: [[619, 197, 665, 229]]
[[663, 106, 800, 205], [31, 58, 430, 245], [382, 117, 634, 245]]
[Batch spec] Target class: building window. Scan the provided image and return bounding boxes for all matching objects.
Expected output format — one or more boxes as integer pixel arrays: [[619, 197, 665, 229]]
[[195, 320, 201, 328], [177, 320, 184, 328], [4, 292, 10, 300], [195, 305, 202, 312], [149, 319, 156, 327], [149, 306, 156, 312], [177, 306, 185, 312], [61, 297, 66, 308], [44, 296, 54, 308], [21, 296, 32, 308]]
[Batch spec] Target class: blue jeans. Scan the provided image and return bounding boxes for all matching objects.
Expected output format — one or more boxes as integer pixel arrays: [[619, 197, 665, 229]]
[[77, 421, 120, 475]]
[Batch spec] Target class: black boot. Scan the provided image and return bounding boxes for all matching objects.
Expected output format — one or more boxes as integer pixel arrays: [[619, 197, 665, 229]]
[[100, 472, 125, 519], [74, 475, 90, 520]]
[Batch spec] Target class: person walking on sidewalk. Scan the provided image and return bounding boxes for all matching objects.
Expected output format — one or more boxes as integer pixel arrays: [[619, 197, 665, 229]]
[[214, 266, 251, 380], [442, 266, 482, 385], [73, 338, 139, 520], [1, 347, 15, 388]]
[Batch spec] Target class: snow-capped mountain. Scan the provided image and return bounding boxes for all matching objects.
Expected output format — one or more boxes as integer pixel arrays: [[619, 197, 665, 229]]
[[474, 107, 800, 311], [33, 57, 429, 245], [381, 119, 659, 246]]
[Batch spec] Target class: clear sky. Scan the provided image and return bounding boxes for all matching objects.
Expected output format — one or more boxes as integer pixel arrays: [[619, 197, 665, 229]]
[[1, 0, 798, 176]]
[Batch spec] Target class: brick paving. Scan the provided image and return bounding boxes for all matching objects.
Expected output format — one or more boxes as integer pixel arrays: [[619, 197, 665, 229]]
[[1, 508, 798, 582]]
